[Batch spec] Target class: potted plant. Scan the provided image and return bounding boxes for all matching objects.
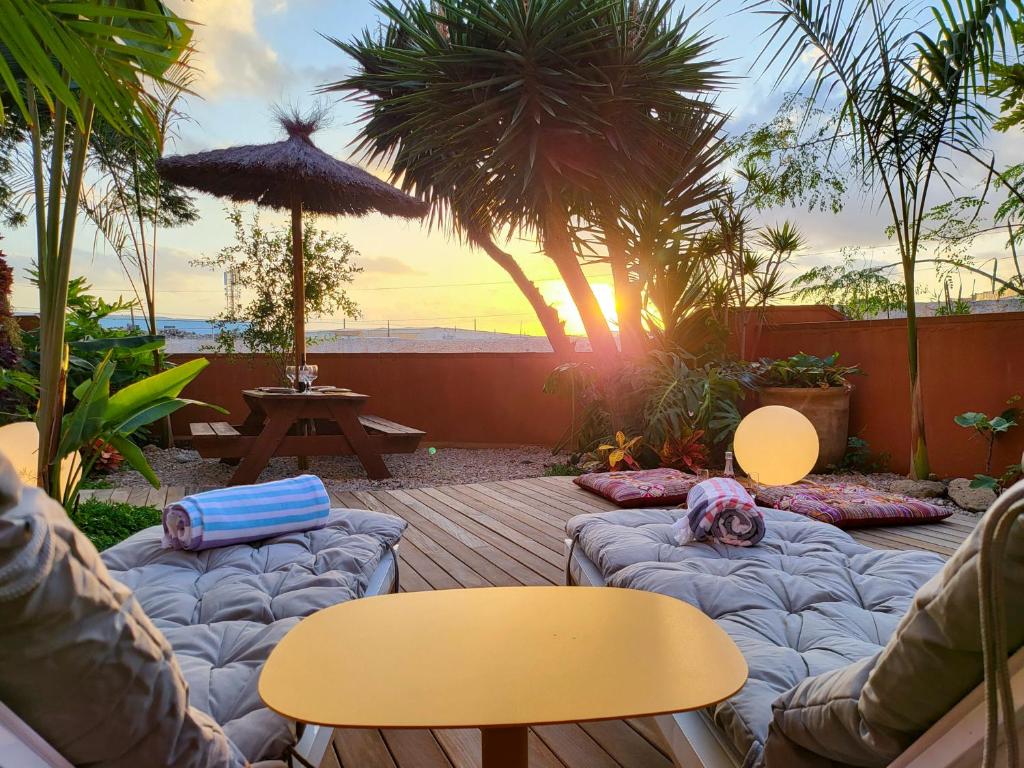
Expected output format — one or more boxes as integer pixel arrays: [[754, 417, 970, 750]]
[[755, 353, 862, 471]]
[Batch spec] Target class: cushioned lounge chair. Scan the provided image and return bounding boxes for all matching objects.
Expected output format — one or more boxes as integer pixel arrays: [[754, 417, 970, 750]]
[[565, 481, 1024, 768], [0, 455, 406, 768]]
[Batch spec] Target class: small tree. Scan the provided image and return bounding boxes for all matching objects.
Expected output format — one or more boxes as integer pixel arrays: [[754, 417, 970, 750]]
[[194, 207, 361, 377], [794, 250, 909, 320], [756, 0, 1022, 478]]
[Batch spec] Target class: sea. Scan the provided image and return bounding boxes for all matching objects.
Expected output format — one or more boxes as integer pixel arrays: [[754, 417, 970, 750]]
[[97, 315, 245, 335]]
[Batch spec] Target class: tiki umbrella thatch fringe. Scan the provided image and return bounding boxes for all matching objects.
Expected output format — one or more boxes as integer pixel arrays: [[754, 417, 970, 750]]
[[157, 107, 428, 372]]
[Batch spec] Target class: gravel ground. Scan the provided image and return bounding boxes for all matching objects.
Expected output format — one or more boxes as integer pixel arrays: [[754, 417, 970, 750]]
[[107, 445, 569, 493]]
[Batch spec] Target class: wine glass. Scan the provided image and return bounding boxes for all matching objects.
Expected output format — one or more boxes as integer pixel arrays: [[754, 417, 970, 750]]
[[299, 364, 318, 390], [285, 365, 297, 389]]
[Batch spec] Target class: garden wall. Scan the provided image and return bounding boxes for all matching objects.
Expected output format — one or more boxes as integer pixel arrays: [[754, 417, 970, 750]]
[[167, 351, 575, 449], [748, 311, 1024, 478], [168, 308, 1024, 479]]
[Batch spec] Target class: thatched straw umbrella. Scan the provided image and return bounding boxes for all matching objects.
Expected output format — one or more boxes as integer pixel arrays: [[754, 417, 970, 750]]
[[157, 110, 427, 375]]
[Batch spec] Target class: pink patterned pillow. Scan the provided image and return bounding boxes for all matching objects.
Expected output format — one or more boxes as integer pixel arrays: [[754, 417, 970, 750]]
[[574, 468, 701, 508], [754, 481, 952, 528]]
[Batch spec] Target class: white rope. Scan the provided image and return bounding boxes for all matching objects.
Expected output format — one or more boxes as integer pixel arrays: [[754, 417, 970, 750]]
[[978, 481, 1024, 768]]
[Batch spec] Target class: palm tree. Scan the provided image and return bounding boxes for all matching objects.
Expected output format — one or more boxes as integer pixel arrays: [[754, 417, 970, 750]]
[[326, 0, 724, 358], [755, 0, 1022, 478], [0, 0, 191, 497], [570, 1, 726, 356]]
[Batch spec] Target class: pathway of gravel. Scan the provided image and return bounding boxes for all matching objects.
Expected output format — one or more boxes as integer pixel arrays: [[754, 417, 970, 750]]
[[107, 445, 569, 493]]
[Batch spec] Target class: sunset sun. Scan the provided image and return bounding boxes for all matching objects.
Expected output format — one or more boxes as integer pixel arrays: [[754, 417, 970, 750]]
[[541, 281, 619, 337]]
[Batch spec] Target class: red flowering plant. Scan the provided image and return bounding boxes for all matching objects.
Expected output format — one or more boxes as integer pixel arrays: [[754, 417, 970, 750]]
[[88, 439, 125, 474], [659, 429, 709, 474]]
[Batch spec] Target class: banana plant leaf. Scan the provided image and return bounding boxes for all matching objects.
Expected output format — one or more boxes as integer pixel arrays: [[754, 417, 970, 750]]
[[57, 353, 221, 509], [104, 357, 209, 426]]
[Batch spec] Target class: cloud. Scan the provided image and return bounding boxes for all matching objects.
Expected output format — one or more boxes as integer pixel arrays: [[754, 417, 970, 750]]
[[357, 256, 421, 275], [167, 0, 288, 98]]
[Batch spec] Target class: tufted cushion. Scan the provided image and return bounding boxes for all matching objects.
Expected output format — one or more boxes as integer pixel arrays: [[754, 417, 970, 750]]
[[103, 509, 405, 630], [99, 508, 406, 763], [574, 468, 701, 507], [754, 481, 951, 528], [567, 507, 944, 766], [0, 457, 244, 768]]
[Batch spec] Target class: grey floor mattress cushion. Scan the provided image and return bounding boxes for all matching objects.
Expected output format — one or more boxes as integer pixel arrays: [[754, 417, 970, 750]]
[[567, 506, 945, 768], [100, 509, 407, 763], [0, 450, 407, 768]]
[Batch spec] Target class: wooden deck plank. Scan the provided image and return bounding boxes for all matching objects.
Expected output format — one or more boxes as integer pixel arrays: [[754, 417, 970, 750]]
[[464, 482, 574, 534], [430, 485, 567, 557], [321, 744, 343, 768], [532, 724, 620, 768], [501, 478, 614, 516], [334, 729, 397, 768], [432, 728, 566, 768], [381, 729, 454, 768], [114, 472, 975, 768], [579, 720, 674, 768], [464, 482, 578, 530], [405, 488, 560, 584], [427, 485, 566, 561], [109, 487, 131, 504], [360, 491, 519, 588]]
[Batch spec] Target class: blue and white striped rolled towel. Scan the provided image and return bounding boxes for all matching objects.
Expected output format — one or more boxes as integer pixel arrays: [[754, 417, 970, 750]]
[[161, 475, 331, 551], [672, 477, 765, 547]]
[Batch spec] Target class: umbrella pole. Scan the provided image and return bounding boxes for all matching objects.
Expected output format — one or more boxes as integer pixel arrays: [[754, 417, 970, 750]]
[[292, 199, 306, 376], [292, 199, 309, 472]]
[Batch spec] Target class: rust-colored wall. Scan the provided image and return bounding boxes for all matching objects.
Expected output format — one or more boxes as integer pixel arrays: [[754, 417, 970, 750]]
[[749, 312, 1024, 478], [168, 352, 574, 448], [169, 309, 1024, 478]]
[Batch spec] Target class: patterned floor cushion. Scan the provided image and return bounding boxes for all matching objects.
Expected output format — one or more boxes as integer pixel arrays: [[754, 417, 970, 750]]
[[754, 481, 952, 528], [574, 468, 701, 507]]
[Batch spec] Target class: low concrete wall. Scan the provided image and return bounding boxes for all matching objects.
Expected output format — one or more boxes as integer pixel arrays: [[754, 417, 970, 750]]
[[168, 351, 574, 449], [749, 311, 1024, 477], [169, 309, 1024, 478]]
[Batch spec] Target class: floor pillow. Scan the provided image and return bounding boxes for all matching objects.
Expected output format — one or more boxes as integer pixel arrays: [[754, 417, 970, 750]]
[[755, 481, 952, 528], [574, 468, 701, 507]]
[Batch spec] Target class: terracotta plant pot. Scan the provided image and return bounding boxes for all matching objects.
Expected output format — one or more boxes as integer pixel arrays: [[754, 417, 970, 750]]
[[757, 386, 851, 472]]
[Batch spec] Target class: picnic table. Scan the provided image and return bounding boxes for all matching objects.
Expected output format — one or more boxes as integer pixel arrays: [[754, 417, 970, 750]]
[[189, 388, 424, 486]]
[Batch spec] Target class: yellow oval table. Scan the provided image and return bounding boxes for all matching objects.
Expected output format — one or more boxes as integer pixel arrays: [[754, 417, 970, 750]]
[[259, 586, 747, 768]]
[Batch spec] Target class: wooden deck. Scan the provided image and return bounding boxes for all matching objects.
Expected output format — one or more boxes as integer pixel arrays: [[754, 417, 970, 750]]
[[84, 475, 978, 768]]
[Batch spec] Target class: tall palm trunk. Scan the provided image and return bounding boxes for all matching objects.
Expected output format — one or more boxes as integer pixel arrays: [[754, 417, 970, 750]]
[[903, 263, 929, 479], [471, 230, 573, 354], [599, 207, 646, 356], [543, 207, 619, 357], [36, 99, 96, 495]]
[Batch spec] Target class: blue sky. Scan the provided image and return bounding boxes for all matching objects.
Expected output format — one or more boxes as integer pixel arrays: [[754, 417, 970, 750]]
[[4, 0, 1019, 333]]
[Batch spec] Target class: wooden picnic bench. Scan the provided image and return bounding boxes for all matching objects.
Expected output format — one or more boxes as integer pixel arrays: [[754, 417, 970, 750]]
[[189, 388, 424, 485]]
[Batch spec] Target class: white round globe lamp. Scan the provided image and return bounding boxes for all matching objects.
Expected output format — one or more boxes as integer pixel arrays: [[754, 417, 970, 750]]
[[734, 406, 819, 486]]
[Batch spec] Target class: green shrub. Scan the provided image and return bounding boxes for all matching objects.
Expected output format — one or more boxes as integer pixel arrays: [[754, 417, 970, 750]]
[[73, 498, 162, 551], [544, 462, 586, 477]]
